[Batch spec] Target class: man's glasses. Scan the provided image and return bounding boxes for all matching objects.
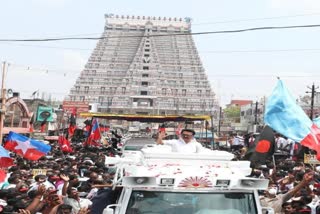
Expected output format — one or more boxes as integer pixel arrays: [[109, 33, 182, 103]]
[[182, 134, 193, 138]]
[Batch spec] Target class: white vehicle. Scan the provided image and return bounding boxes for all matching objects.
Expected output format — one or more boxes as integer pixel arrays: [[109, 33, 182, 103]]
[[103, 145, 273, 214]]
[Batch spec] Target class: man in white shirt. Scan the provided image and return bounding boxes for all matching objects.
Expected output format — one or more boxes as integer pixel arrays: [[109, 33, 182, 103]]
[[231, 134, 243, 152], [275, 134, 287, 151], [63, 187, 92, 214], [156, 129, 205, 153]]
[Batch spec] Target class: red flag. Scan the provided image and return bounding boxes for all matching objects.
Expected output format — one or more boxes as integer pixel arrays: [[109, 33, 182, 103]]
[[58, 135, 73, 153], [0, 170, 6, 182], [68, 125, 76, 137]]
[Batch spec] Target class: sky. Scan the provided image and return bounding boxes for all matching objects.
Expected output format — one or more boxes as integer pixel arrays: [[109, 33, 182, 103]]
[[1, 0, 320, 106]]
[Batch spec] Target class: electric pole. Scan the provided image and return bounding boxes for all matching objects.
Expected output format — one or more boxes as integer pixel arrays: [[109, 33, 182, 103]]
[[306, 83, 319, 120], [254, 101, 258, 125], [0, 62, 7, 145], [210, 110, 215, 150], [218, 106, 222, 136]]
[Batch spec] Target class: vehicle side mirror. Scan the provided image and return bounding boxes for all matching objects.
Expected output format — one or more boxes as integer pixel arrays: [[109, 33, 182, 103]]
[[103, 204, 121, 214], [261, 207, 274, 214], [103, 207, 114, 214]]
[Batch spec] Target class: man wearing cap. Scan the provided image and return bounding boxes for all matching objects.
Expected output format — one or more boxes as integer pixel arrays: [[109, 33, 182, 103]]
[[156, 129, 207, 153]]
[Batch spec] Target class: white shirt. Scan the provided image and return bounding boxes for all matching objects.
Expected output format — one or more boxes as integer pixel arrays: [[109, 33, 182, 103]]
[[162, 138, 204, 153], [232, 137, 240, 146], [63, 197, 92, 214], [308, 195, 320, 214], [276, 137, 286, 149], [29, 180, 56, 192]]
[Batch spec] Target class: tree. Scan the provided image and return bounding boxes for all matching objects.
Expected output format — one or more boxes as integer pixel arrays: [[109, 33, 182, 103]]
[[224, 106, 241, 122], [299, 95, 311, 105]]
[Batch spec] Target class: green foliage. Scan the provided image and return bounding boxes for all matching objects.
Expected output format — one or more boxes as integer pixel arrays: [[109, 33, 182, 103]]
[[224, 106, 240, 122]]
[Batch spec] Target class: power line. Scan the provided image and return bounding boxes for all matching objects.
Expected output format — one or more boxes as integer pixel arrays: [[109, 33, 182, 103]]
[[7, 62, 320, 78], [211, 74, 320, 78], [1, 24, 320, 42], [3, 42, 320, 54], [193, 12, 320, 25], [202, 48, 320, 54]]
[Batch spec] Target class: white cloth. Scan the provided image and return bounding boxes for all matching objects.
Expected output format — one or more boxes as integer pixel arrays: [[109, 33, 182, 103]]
[[249, 137, 255, 146], [56, 182, 64, 195], [285, 139, 295, 155], [276, 137, 286, 149], [162, 138, 204, 153], [308, 196, 320, 214], [232, 137, 240, 146], [63, 197, 92, 214], [86, 188, 98, 200], [29, 180, 55, 192]]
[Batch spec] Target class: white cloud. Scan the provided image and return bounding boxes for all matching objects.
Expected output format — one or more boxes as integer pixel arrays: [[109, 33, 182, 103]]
[[61, 50, 87, 70], [269, 0, 320, 11], [5, 50, 87, 101], [30, 0, 68, 8]]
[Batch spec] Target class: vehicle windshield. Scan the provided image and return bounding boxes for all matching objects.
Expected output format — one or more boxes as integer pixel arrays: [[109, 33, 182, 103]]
[[126, 190, 257, 214], [124, 145, 143, 151]]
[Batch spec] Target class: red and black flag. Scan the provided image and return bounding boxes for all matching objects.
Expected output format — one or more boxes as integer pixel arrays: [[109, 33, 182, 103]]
[[40, 118, 47, 133], [84, 119, 101, 147], [29, 112, 35, 133], [244, 125, 275, 166], [68, 111, 77, 137], [159, 124, 166, 133]]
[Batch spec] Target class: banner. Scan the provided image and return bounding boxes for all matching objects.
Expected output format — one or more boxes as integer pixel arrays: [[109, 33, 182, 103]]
[[304, 154, 320, 164], [32, 169, 47, 178], [37, 106, 53, 122]]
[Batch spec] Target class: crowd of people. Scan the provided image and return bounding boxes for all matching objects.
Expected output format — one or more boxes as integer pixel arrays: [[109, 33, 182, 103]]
[[226, 132, 320, 214], [1, 129, 320, 214], [0, 138, 120, 214]]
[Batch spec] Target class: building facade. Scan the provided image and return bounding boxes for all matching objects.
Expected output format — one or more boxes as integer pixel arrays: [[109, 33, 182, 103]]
[[67, 14, 218, 115]]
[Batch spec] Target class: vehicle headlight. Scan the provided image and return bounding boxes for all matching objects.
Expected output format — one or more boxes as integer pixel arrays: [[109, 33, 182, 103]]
[[160, 178, 175, 185], [135, 177, 148, 184], [216, 179, 230, 187]]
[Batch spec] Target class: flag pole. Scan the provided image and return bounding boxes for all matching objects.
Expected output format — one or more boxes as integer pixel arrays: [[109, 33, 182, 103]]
[[272, 155, 276, 170], [0, 62, 7, 146]]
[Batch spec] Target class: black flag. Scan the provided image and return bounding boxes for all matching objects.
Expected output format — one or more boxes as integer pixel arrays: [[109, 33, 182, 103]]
[[244, 125, 275, 166]]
